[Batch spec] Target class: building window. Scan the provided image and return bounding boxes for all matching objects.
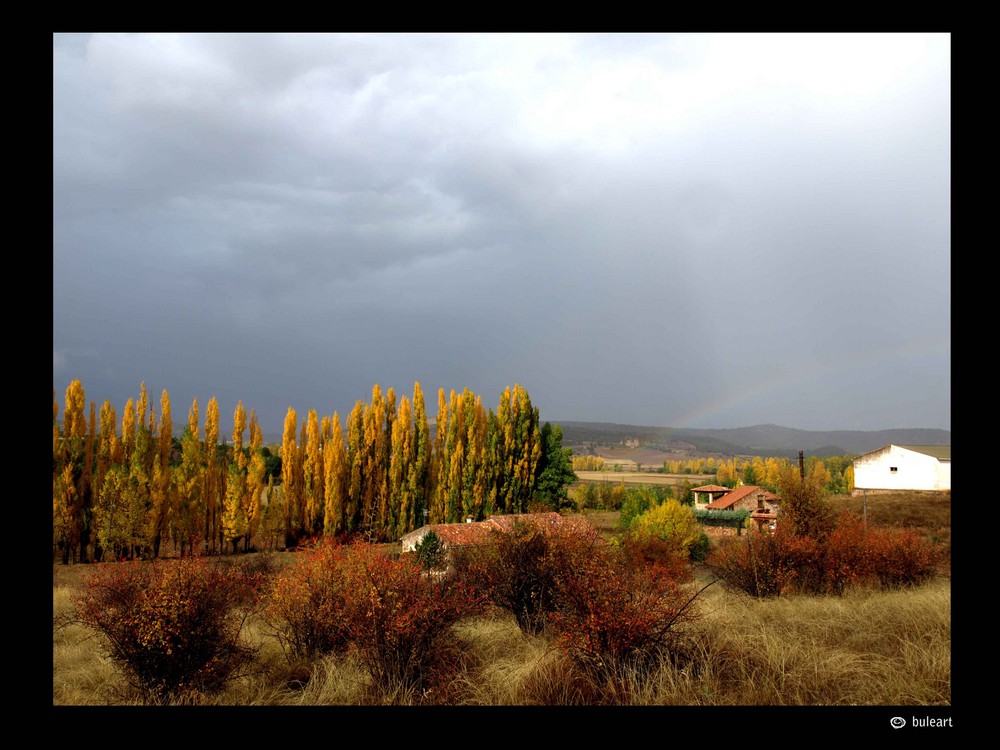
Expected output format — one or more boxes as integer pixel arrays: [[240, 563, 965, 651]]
[[890, 466, 898, 473]]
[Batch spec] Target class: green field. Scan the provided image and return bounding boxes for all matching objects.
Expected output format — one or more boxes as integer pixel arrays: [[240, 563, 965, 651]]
[[573, 471, 714, 486]]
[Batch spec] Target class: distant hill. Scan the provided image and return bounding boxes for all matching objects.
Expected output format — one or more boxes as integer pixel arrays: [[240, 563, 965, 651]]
[[555, 421, 951, 458], [263, 421, 951, 459]]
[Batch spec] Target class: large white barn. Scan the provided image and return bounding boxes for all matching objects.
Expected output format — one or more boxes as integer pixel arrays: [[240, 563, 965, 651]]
[[852, 444, 950, 494]]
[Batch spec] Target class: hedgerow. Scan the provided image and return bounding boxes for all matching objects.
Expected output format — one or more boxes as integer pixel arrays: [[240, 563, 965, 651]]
[[707, 511, 940, 597]]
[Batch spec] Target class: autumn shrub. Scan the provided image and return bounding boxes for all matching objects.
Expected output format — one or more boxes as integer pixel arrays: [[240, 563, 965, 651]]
[[264, 541, 353, 661], [707, 512, 941, 597], [868, 525, 941, 588], [547, 536, 701, 680], [629, 499, 705, 560], [616, 533, 693, 582], [454, 516, 604, 637], [706, 526, 812, 597], [337, 542, 481, 698], [776, 467, 836, 539], [73, 557, 262, 703], [818, 513, 940, 594]]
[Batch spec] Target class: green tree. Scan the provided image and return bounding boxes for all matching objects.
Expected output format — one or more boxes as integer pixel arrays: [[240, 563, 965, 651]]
[[535, 422, 575, 510], [173, 399, 203, 556], [414, 530, 445, 573]]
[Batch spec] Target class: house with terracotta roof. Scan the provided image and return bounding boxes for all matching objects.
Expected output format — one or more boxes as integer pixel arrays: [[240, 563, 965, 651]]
[[401, 512, 573, 555], [852, 444, 950, 494], [703, 485, 780, 533], [704, 485, 779, 513]]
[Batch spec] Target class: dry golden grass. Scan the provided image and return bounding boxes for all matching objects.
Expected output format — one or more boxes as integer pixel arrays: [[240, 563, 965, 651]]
[[681, 577, 951, 705], [54, 575, 949, 706], [53, 584, 133, 705], [828, 491, 950, 528], [53, 491, 951, 705]]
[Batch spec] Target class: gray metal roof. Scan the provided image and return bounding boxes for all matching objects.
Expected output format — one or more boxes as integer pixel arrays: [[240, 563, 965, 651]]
[[896, 445, 951, 461]]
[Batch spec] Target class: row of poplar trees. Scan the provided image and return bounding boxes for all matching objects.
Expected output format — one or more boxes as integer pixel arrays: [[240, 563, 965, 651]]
[[53, 380, 569, 564]]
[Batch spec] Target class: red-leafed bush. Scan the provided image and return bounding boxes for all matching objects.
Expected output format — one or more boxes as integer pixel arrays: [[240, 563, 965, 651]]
[[706, 526, 799, 598], [546, 538, 701, 678], [707, 511, 941, 597], [617, 533, 696, 582], [451, 516, 601, 636], [337, 542, 481, 697], [264, 541, 353, 660], [74, 557, 263, 702], [819, 513, 940, 594]]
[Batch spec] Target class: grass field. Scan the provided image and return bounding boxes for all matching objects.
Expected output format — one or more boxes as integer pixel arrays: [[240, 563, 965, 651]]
[[574, 471, 714, 486], [53, 492, 951, 706]]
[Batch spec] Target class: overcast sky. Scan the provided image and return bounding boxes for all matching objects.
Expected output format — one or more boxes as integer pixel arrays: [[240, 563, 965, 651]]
[[53, 33, 950, 438]]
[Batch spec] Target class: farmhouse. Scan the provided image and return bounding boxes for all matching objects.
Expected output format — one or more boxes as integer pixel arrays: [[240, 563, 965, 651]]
[[852, 444, 951, 494], [699, 485, 780, 535], [401, 512, 574, 554], [704, 484, 779, 514]]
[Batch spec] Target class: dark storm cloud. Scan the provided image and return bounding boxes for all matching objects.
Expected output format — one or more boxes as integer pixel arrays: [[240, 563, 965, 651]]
[[54, 33, 950, 435]]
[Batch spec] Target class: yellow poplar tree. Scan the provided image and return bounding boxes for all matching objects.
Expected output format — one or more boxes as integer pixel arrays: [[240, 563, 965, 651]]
[[323, 413, 347, 536], [81, 401, 96, 561], [461, 392, 488, 521], [150, 390, 174, 557], [281, 407, 301, 548], [346, 401, 365, 533], [361, 385, 386, 537], [93, 400, 117, 561], [492, 386, 513, 515], [429, 388, 449, 523], [121, 398, 136, 467], [442, 389, 464, 522], [222, 401, 248, 553], [408, 382, 431, 532], [129, 401, 155, 558], [303, 409, 324, 536], [173, 398, 202, 556], [374, 387, 397, 541], [388, 394, 413, 539], [243, 409, 266, 552], [204, 396, 221, 553], [56, 380, 87, 563]]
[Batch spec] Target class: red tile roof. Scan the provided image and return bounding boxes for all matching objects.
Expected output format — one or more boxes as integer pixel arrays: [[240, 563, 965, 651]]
[[419, 512, 569, 547], [705, 485, 761, 510], [692, 484, 729, 492]]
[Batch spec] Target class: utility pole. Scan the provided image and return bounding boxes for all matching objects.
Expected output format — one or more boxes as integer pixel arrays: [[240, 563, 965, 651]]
[[798, 451, 805, 480]]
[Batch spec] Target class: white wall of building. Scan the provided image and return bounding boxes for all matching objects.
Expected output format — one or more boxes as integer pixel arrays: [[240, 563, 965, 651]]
[[853, 445, 950, 491]]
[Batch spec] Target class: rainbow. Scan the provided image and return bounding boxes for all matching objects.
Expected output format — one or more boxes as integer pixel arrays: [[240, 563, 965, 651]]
[[668, 335, 949, 430]]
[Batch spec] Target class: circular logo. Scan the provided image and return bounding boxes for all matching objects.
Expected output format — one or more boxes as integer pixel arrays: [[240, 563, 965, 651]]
[[890, 717, 906, 729]]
